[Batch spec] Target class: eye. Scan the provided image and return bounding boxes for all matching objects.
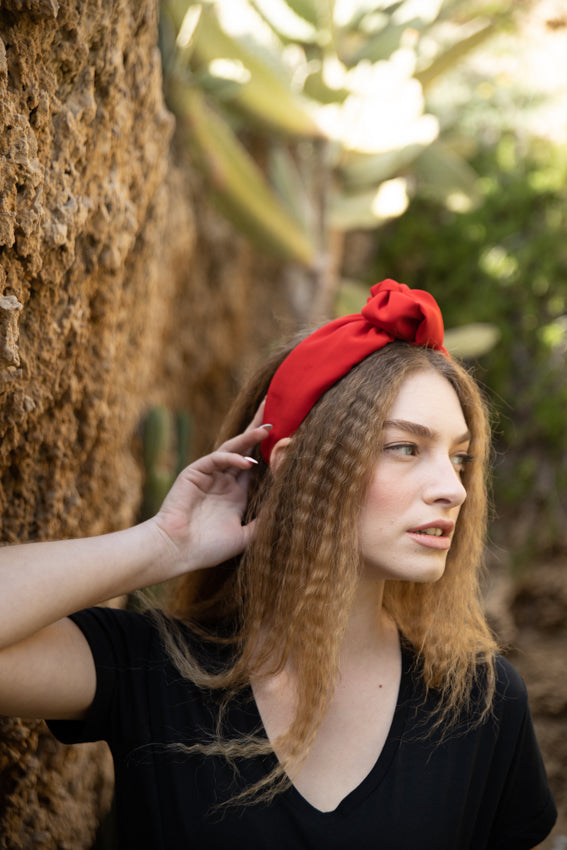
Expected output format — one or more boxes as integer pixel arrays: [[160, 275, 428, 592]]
[[385, 443, 418, 457], [452, 452, 474, 473]]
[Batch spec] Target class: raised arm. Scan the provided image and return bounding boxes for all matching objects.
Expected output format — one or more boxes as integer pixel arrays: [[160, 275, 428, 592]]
[[0, 418, 269, 720]]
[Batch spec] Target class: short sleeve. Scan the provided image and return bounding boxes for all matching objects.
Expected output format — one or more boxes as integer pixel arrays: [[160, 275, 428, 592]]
[[47, 606, 158, 748]]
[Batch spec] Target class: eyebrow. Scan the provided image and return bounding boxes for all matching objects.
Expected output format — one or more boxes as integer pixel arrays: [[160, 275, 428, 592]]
[[384, 419, 472, 445]]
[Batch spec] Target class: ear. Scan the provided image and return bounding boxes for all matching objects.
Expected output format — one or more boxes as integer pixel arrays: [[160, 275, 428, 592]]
[[270, 437, 292, 473]]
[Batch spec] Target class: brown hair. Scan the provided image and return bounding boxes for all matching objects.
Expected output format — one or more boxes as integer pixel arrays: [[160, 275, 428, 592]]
[[161, 339, 497, 800]]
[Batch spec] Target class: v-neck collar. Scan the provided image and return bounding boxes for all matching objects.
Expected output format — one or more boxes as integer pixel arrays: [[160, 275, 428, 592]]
[[244, 643, 414, 818]]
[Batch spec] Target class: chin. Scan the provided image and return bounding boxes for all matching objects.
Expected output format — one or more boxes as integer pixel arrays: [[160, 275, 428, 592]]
[[409, 561, 447, 583], [363, 559, 447, 584], [412, 568, 446, 584], [383, 559, 448, 584]]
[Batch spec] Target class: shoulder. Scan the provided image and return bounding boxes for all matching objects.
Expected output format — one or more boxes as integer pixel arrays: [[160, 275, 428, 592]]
[[491, 654, 529, 717], [400, 647, 530, 737], [68, 606, 191, 667], [400, 644, 527, 705], [70, 605, 160, 644], [69, 605, 231, 673], [49, 608, 222, 748]]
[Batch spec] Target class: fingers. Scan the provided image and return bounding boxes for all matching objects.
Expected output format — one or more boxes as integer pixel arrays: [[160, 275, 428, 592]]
[[244, 399, 266, 432], [218, 420, 272, 457], [187, 450, 258, 478], [240, 516, 257, 549], [184, 400, 272, 481]]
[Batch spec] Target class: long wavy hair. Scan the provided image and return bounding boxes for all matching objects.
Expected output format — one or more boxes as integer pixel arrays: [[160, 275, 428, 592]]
[[159, 338, 497, 802]]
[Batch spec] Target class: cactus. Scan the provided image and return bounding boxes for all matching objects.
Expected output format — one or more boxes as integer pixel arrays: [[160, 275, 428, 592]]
[[140, 407, 194, 521]]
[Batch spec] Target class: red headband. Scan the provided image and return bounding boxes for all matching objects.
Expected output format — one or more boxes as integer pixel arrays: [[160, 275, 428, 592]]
[[261, 279, 448, 462]]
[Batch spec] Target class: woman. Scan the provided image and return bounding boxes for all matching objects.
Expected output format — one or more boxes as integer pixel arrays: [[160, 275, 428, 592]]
[[0, 280, 556, 848]]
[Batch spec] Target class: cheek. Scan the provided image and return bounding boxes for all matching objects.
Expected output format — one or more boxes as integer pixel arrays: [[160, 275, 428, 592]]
[[360, 472, 410, 526]]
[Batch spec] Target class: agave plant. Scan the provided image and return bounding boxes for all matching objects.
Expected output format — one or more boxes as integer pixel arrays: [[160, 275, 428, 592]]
[[160, 0, 512, 334]]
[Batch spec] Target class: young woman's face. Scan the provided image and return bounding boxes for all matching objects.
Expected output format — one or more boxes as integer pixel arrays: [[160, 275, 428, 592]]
[[358, 369, 470, 584]]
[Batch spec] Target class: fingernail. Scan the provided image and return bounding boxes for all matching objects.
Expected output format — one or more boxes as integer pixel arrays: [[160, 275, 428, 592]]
[[261, 423, 273, 431], [244, 456, 258, 465]]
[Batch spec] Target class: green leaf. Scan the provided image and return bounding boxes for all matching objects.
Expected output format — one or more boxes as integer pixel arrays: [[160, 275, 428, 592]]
[[249, 0, 322, 44], [444, 323, 501, 359], [414, 141, 481, 211], [284, 0, 322, 27], [168, 78, 317, 266], [303, 66, 350, 104], [341, 0, 442, 65], [339, 143, 429, 189], [336, 2, 403, 32], [347, 22, 408, 64], [268, 145, 315, 236], [162, 0, 203, 51], [415, 19, 499, 91], [329, 178, 409, 229], [179, 4, 322, 138]]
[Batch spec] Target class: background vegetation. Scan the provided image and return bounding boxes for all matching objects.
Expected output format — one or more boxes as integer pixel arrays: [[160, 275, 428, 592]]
[[374, 134, 567, 562], [156, 0, 567, 565]]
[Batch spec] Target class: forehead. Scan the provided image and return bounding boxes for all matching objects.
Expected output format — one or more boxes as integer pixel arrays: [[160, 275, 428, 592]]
[[387, 369, 468, 435]]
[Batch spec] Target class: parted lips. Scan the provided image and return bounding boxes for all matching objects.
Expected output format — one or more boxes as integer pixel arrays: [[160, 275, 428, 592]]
[[261, 279, 448, 462]]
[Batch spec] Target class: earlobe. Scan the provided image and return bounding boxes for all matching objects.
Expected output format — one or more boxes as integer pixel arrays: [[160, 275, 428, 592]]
[[270, 437, 292, 473]]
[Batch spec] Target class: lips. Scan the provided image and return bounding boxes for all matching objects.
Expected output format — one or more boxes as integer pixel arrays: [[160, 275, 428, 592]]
[[407, 519, 455, 550], [408, 519, 454, 537]]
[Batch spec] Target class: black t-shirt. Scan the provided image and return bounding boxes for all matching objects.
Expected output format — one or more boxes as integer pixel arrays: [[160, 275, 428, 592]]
[[47, 607, 556, 850]]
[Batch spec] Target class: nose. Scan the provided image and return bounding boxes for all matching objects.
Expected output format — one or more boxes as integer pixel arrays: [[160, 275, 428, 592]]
[[423, 454, 467, 509]]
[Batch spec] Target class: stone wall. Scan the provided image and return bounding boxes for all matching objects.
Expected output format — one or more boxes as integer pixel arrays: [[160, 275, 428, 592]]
[[0, 2, 299, 844], [0, 1, 175, 845], [0, 0, 175, 543]]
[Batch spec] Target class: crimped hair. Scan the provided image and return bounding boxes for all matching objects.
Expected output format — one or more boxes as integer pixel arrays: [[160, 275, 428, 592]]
[[160, 338, 497, 802]]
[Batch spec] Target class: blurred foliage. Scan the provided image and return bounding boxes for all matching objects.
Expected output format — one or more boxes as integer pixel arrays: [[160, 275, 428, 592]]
[[159, 0, 515, 318], [372, 133, 567, 560], [157, 0, 566, 559], [140, 406, 193, 520], [126, 407, 194, 613]]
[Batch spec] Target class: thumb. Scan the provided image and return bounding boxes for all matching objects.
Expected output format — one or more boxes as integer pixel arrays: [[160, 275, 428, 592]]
[[239, 517, 257, 551]]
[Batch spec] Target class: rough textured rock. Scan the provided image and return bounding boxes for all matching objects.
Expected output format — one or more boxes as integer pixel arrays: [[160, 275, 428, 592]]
[[0, 717, 113, 849], [0, 2, 299, 844], [0, 1, 175, 845], [0, 1, 175, 543]]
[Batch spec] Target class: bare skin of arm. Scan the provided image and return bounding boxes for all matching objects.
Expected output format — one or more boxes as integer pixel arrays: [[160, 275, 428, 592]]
[[0, 415, 269, 721]]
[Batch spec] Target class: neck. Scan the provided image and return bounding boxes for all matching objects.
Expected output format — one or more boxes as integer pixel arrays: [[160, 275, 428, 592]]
[[252, 571, 396, 681], [339, 572, 394, 662]]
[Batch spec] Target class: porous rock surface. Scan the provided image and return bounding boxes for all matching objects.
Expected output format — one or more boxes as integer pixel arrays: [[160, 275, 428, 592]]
[[0, 2, 298, 844], [0, 1, 175, 845], [0, 0, 175, 544]]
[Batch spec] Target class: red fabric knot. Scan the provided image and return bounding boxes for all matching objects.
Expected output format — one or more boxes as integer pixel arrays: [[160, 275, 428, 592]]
[[361, 279, 446, 350], [261, 279, 448, 462]]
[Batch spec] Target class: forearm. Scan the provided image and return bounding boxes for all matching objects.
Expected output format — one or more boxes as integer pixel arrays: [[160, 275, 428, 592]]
[[0, 518, 177, 649], [0, 420, 268, 652]]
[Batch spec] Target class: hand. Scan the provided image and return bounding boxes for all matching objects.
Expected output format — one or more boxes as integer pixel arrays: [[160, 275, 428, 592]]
[[151, 403, 269, 576]]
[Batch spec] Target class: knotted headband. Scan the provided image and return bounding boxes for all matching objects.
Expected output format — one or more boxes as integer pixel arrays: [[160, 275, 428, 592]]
[[261, 279, 448, 462]]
